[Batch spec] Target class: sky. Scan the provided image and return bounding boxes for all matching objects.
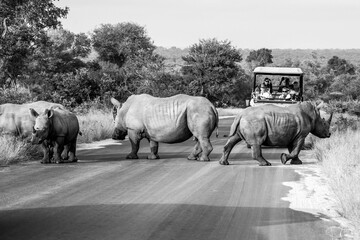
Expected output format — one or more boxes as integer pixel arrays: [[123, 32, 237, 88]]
[[55, 0, 360, 49]]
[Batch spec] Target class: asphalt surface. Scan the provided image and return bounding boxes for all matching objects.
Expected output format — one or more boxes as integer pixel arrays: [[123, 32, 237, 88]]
[[0, 118, 341, 240]]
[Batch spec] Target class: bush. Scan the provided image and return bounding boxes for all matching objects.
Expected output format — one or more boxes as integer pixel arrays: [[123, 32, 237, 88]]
[[0, 136, 41, 165], [77, 107, 113, 144], [0, 85, 34, 104]]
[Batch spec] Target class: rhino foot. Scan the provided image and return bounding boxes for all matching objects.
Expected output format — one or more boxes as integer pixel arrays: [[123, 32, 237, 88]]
[[187, 155, 198, 160], [40, 159, 51, 164], [219, 160, 229, 165], [70, 157, 78, 163], [281, 153, 289, 165], [126, 153, 139, 159], [198, 157, 210, 161], [54, 158, 64, 164], [147, 154, 160, 160], [290, 159, 302, 165], [259, 161, 271, 166]]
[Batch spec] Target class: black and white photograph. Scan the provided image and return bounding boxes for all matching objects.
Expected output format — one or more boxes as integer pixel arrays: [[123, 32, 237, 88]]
[[0, 0, 359, 239]]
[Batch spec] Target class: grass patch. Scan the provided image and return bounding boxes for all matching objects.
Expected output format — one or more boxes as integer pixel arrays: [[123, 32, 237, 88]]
[[77, 108, 113, 144], [0, 135, 41, 165], [314, 129, 360, 238]]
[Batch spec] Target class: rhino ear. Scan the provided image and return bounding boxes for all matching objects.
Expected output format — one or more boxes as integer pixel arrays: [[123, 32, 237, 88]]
[[29, 108, 39, 118], [316, 100, 324, 109], [111, 97, 121, 108], [47, 109, 54, 119]]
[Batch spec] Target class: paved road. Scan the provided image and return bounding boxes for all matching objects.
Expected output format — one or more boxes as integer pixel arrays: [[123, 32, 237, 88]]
[[0, 118, 341, 240]]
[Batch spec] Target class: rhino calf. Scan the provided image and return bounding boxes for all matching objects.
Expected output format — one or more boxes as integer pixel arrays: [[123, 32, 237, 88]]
[[219, 102, 332, 166], [29, 107, 80, 164], [111, 94, 218, 161]]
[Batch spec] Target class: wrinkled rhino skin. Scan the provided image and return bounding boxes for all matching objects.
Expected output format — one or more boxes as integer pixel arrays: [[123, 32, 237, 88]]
[[111, 94, 218, 161], [219, 102, 332, 166], [30, 107, 80, 164], [0, 101, 64, 137]]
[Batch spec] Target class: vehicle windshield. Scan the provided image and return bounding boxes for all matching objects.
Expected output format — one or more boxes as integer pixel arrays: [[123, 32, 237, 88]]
[[252, 74, 302, 102]]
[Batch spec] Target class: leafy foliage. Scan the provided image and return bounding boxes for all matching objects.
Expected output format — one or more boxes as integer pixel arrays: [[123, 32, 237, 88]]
[[245, 48, 273, 68], [0, 0, 68, 83], [181, 38, 243, 103], [327, 56, 355, 75]]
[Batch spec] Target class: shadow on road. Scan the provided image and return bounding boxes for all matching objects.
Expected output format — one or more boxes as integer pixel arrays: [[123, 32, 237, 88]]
[[0, 203, 337, 240]]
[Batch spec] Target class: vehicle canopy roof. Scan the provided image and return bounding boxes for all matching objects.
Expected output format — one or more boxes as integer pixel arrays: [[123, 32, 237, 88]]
[[253, 67, 303, 76]]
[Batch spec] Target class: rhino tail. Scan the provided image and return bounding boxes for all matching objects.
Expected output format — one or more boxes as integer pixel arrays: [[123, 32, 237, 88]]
[[229, 115, 241, 137], [212, 105, 219, 138]]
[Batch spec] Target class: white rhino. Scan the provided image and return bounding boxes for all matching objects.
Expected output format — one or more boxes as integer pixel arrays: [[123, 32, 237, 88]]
[[29, 106, 80, 164], [219, 102, 332, 166], [111, 94, 218, 161], [0, 101, 64, 137]]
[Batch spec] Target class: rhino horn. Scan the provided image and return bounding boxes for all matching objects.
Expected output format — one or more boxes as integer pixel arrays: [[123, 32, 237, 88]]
[[327, 112, 333, 124]]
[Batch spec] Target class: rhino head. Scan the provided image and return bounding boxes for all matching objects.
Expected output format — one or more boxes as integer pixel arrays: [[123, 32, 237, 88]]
[[110, 97, 127, 140], [311, 107, 333, 138], [29, 108, 54, 144]]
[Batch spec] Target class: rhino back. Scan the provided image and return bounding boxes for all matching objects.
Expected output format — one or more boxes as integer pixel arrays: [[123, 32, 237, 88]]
[[50, 109, 79, 142], [142, 95, 191, 142], [0, 102, 63, 136]]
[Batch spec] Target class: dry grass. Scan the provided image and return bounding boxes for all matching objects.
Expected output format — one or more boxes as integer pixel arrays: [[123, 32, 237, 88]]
[[77, 108, 114, 143], [0, 135, 41, 165], [314, 129, 360, 238]]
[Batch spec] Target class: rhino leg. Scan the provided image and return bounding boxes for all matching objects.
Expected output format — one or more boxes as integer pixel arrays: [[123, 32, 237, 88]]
[[219, 134, 242, 165], [281, 140, 304, 165], [197, 137, 213, 161], [252, 144, 271, 166], [68, 140, 78, 162], [188, 138, 202, 160], [53, 137, 65, 164], [126, 130, 140, 159], [40, 142, 51, 164], [61, 145, 69, 160], [147, 140, 160, 160]]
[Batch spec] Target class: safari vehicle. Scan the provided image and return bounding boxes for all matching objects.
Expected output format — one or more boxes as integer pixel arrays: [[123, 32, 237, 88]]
[[248, 67, 304, 107]]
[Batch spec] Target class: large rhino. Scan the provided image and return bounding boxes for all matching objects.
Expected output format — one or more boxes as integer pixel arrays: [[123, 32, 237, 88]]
[[111, 94, 218, 161], [29, 106, 80, 164], [0, 101, 64, 137], [219, 102, 332, 166]]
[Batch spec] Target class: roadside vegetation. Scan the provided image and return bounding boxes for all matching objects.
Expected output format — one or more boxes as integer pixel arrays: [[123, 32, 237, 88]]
[[313, 118, 360, 238]]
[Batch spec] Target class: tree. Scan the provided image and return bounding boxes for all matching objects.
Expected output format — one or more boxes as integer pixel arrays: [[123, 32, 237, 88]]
[[91, 22, 165, 97], [327, 56, 355, 76], [181, 38, 243, 104], [0, 0, 68, 85], [92, 23, 156, 68], [245, 48, 273, 68], [32, 29, 91, 74]]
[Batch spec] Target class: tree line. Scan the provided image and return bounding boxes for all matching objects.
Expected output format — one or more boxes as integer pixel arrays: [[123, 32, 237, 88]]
[[1, 0, 359, 110]]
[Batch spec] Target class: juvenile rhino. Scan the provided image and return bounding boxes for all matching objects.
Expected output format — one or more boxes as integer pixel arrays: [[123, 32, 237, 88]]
[[0, 101, 64, 137], [111, 94, 218, 161], [29, 107, 80, 164], [219, 102, 332, 166]]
